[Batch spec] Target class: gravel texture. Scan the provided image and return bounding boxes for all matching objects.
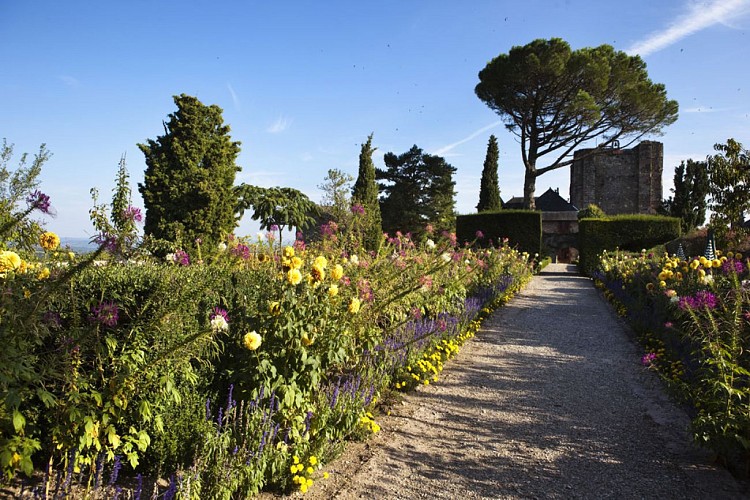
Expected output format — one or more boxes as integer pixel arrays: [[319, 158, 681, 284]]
[[302, 264, 749, 499]]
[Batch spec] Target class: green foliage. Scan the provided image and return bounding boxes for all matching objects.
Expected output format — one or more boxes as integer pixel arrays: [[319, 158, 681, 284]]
[[456, 211, 541, 256], [89, 154, 142, 258], [477, 135, 502, 212], [579, 215, 681, 274], [475, 37, 678, 208], [577, 203, 606, 220], [707, 138, 750, 241], [0, 140, 52, 253], [377, 145, 456, 238], [662, 159, 709, 232], [318, 168, 354, 224], [351, 134, 383, 251], [138, 94, 241, 252], [236, 185, 318, 246]]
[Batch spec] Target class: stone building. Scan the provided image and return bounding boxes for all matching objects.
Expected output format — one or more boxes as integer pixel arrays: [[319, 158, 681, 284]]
[[569, 141, 663, 215]]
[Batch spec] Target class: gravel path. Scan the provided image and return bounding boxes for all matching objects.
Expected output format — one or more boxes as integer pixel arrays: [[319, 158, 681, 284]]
[[311, 264, 748, 499]]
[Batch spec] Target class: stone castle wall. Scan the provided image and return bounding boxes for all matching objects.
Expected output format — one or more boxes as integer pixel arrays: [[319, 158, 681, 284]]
[[569, 141, 663, 215]]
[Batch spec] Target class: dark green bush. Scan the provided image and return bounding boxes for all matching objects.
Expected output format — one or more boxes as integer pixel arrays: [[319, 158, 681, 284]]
[[579, 215, 681, 274], [456, 210, 542, 255]]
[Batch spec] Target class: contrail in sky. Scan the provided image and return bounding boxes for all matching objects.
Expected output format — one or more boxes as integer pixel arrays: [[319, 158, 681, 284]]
[[627, 0, 750, 56], [433, 120, 502, 156]]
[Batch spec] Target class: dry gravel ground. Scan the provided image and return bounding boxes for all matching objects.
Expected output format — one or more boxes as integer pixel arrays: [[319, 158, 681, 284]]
[[296, 264, 749, 499]]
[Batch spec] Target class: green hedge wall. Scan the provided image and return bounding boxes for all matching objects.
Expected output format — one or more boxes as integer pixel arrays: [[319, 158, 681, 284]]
[[456, 210, 542, 255], [579, 215, 682, 274]]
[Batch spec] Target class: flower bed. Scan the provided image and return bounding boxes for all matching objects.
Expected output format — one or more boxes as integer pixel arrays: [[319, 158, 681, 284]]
[[592, 248, 750, 475], [2, 223, 534, 498]]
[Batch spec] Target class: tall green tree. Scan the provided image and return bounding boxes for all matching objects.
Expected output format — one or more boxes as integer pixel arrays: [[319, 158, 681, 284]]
[[318, 168, 354, 224], [707, 138, 750, 237], [664, 159, 709, 232], [351, 134, 383, 250], [475, 38, 678, 209], [0, 140, 52, 253], [377, 145, 456, 237], [476, 135, 502, 212], [138, 94, 241, 250]]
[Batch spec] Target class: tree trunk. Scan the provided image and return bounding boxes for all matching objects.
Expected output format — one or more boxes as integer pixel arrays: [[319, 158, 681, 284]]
[[523, 169, 536, 210]]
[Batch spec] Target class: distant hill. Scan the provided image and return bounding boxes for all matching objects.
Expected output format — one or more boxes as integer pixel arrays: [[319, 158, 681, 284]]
[[60, 237, 97, 255]]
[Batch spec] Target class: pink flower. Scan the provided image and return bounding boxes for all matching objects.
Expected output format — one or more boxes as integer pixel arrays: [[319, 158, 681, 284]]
[[641, 352, 657, 366]]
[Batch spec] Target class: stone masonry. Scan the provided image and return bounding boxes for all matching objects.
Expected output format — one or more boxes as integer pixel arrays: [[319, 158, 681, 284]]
[[569, 141, 663, 215]]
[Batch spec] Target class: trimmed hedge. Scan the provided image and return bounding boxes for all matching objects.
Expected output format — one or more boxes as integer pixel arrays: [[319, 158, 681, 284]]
[[579, 214, 681, 274], [456, 210, 542, 255]]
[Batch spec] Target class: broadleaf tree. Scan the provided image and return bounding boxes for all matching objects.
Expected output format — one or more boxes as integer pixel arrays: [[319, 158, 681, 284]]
[[477, 135, 502, 212], [351, 134, 383, 250], [138, 94, 241, 251], [475, 38, 678, 209], [707, 138, 750, 238], [377, 145, 456, 238], [663, 159, 709, 233]]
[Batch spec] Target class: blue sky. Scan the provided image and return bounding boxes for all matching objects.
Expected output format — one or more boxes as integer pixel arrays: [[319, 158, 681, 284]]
[[2, 0, 749, 238]]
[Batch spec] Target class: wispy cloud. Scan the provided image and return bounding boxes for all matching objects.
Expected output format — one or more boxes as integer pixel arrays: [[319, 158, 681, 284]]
[[227, 83, 240, 109], [267, 115, 292, 134], [627, 0, 750, 56], [58, 75, 80, 87], [433, 120, 502, 156]]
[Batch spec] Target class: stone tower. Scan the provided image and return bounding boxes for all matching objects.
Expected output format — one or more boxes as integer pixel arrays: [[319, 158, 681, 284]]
[[569, 140, 663, 215]]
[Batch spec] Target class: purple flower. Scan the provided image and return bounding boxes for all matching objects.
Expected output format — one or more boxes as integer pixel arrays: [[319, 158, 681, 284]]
[[641, 352, 657, 366], [174, 249, 190, 266], [210, 307, 229, 323], [93, 233, 118, 252], [231, 243, 250, 260], [26, 190, 51, 214], [270, 224, 280, 232], [351, 204, 365, 215], [123, 205, 143, 223], [476, 230, 485, 239], [91, 301, 119, 327], [722, 258, 745, 275], [678, 290, 718, 311], [109, 455, 122, 486]]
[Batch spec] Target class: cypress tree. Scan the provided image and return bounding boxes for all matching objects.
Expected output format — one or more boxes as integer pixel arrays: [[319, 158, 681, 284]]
[[477, 135, 502, 212], [351, 134, 383, 250], [138, 94, 241, 251]]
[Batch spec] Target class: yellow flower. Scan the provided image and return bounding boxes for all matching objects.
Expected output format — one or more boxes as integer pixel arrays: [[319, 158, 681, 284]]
[[309, 456, 317, 466], [301, 333, 313, 346], [291, 256, 303, 269], [68, 251, 75, 260], [699, 256, 708, 266], [311, 263, 326, 282], [269, 301, 281, 315], [348, 297, 361, 314], [0, 250, 22, 273], [736, 253, 743, 259], [287, 268, 303, 285], [712, 259, 722, 268], [283, 246, 295, 258], [698, 269, 706, 278], [300, 484, 308, 493], [37, 267, 50, 280], [306, 466, 314, 475], [323, 472, 329, 479], [328, 284, 339, 298], [331, 264, 344, 281], [689, 259, 700, 270], [39, 231, 60, 251], [243, 331, 262, 350], [314, 255, 328, 269], [293, 455, 300, 464]]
